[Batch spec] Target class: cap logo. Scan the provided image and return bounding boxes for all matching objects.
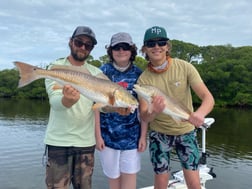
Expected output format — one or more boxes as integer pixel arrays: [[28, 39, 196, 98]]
[[143, 26, 168, 42], [151, 27, 162, 35]]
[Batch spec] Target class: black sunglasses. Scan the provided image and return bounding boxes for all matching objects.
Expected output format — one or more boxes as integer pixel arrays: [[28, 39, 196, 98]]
[[144, 40, 167, 48], [73, 38, 94, 51], [111, 43, 131, 51]]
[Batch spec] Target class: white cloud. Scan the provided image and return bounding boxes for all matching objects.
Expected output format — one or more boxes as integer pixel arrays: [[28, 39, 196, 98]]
[[0, 0, 252, 70]]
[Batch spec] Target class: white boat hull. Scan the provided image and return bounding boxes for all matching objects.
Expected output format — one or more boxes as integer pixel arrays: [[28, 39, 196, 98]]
[[140, 181, 207, 189]]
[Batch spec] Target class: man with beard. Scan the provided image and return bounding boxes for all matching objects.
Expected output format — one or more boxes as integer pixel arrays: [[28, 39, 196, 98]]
[[43, 26, 102, 189]]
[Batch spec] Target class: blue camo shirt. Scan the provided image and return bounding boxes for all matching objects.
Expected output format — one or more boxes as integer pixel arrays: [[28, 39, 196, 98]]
[[100, 63, 142, 150]]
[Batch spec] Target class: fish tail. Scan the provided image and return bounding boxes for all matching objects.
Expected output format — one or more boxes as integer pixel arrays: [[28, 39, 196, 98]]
[[14, 61, 40, 88]]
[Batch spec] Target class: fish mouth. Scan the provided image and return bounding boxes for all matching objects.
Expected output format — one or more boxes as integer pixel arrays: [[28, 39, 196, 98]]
[[133, 84, 147, 95], [133, 84, 141, 91]]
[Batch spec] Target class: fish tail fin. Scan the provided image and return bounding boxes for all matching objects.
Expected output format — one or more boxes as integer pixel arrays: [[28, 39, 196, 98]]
[[14, 61, 40, 88], [147, 103, 153, 114]]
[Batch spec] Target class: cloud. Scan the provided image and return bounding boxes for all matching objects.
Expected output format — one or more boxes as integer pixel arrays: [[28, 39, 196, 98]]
[[0, 0, 252, 70]]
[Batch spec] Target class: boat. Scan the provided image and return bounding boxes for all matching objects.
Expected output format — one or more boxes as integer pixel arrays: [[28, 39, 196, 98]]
[[139, 118, 216, 189]]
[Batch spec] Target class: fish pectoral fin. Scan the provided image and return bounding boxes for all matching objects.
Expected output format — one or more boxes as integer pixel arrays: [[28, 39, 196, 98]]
[[92, 103, 106, 110], [147, 103, 154, 114], [146, 96, 154, 113], [108, 92, 116, 106], [52, 84, 63, 90]]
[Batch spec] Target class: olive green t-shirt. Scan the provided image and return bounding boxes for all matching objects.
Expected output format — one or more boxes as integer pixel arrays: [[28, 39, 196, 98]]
[[137, 58, 203, 135]]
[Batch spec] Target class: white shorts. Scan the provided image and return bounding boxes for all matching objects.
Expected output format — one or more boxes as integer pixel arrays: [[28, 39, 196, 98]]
[[98, 146, 141, 179]]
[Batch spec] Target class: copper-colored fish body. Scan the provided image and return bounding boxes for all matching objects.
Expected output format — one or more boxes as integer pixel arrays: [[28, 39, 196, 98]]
[[133, 84, 190, 121], [14, 61, 138, 112]]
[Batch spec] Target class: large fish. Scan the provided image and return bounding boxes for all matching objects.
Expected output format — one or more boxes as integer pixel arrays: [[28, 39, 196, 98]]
[[14, 61, 139, 112], [133, 84, 190, 121]]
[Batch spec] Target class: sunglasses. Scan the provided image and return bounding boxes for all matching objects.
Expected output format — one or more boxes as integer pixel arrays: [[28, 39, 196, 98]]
[[73, 38, 94, 51], [111, 43, 131, 51], [144, 40, 167, 48]]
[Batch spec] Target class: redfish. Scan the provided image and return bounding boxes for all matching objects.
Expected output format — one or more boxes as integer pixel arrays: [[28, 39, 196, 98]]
[[14, 61, 138, 112], [133, 84, 190, 120]]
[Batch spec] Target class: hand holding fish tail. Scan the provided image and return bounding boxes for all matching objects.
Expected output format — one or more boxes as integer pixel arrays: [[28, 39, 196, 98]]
[[188, 111, 205, 128], [62, 85, 80, 108]]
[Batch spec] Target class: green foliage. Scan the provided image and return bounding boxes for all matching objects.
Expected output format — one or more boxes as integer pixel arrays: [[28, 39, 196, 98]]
[[134, 56, 148, 70], [99, 55, 110, 64], [19, 80, 47, 99], [0, 69, 19, 98], [88, 59, 102, 68], [192, 45, 252, 107], [0, 68, 47, 100], [1, 42, 252, 107], [233, 92, 252, 106], [171, 40, 201, 61]]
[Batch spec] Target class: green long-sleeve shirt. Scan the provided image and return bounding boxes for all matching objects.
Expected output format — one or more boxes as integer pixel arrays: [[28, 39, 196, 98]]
[[44, 57, 102, 147]]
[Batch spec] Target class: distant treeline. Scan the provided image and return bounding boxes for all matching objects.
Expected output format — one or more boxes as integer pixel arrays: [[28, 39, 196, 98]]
[[1, 40, 252, 107]]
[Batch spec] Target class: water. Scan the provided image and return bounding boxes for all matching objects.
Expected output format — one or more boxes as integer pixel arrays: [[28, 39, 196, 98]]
[[0, 99, 252, 189]]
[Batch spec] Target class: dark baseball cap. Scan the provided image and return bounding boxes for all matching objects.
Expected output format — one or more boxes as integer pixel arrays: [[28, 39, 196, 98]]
[[144, 26, 169, 42], [72, 26, 97, 45]]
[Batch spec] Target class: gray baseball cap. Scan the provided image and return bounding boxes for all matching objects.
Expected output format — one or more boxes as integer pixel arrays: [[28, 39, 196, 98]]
[[72, 26, 97, 45], [110, 32, 134, 47]]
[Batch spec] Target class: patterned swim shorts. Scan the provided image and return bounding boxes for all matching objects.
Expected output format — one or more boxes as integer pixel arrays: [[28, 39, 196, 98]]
[[149, 130, 200, 174]]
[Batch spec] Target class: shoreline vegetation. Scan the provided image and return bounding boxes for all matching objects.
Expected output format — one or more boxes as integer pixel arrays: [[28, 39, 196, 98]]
[[1, 40, 252, 108]]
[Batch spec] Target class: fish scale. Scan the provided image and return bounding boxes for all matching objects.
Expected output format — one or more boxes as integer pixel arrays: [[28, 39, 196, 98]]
[[133, 84, 190, 121]]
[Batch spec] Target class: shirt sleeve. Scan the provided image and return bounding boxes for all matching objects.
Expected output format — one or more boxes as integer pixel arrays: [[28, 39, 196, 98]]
[[45, 78, 67, 110], [187, 63, 203, 86]]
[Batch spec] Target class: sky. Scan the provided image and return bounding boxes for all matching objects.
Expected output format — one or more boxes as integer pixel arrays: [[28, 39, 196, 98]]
[[0, 0, 252, 70]]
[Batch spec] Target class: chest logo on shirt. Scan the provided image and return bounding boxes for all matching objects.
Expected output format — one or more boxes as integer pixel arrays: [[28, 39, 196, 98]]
[[117, 81, 128, 89], [174, 81, 181, 87]]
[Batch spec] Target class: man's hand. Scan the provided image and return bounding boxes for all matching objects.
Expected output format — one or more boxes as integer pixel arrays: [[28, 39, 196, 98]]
[[188, 111, 205, 128], [62, 85, 80, 108]]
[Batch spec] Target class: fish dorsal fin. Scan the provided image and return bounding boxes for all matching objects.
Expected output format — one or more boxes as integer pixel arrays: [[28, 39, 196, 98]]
[[96, 73, 110, 80], [51, 65, 92, 75]]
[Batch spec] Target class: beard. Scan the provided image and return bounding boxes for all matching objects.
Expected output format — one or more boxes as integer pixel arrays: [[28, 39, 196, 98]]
[[70, 46, 90, 62]]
